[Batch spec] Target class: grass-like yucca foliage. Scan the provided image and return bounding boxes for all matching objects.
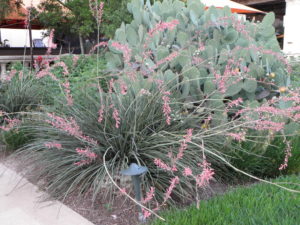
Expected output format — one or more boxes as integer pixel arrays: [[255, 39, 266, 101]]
[[0, 72, 44, 114], [17, 75, 232, 203], [0, 70, 47, 150], [151, 174, 300, 225]]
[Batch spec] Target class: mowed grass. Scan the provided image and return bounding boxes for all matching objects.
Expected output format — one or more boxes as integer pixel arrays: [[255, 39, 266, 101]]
[[151, 175, 300, 225]]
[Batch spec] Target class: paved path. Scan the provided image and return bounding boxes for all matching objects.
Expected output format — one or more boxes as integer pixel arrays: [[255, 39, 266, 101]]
[[0, 164, 94, 225]]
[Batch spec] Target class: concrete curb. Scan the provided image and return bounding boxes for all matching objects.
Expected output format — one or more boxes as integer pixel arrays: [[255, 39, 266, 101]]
[[0, 164, 94, 225]]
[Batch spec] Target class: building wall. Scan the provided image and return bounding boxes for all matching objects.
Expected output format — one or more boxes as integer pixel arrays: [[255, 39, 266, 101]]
[[0, 29, 48, 47]]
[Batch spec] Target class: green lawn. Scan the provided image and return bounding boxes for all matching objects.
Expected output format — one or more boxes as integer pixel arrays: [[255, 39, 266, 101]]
[[151, 175, 300, 225]]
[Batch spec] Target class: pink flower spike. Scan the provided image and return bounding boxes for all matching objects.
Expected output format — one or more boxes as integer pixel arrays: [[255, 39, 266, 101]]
[[148, 20, 179, 37], [112, 108, 121, 128], [163, 176, 179, 203], [76, 147, 97, 160], [111, 42, 132, 65], [162, 95, 171, 125], [44, 142, 62, 149], [279, 141, 292, 170], [142, 187, 155, 204], [154, 158, 172, 171], [46, 113, 98, 145], [0, 118, 21, 131], [142, 209, 152, 219], [47, 29, 57, 55], [255, 121, 284, 132], [227, 131, 246, 142], [98, 105, 105, 123], [183, 167, 193, 176], [196, 160, 214, 188], [5, 69, 17, 82], [120, 81, 128, 95]]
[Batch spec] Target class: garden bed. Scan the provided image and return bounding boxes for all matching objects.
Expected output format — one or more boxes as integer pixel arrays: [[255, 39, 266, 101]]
[[0, 150, 238, 225]]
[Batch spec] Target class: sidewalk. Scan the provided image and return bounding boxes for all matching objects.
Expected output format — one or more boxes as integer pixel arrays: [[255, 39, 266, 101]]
[[0, 164, 94, 225]]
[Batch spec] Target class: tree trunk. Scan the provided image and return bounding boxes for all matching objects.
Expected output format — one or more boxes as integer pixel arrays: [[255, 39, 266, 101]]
[[28, 20, 34, 70], [79, 34, 84, 54]]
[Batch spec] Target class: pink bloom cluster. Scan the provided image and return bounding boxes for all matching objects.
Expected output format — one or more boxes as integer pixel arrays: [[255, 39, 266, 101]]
[[142, 208, 152, 219], [72, 55, 79, 66], [162, 93, 171, 125], [279, 141, 292, 170], [74, 147, 97, 166], [154, 52, 179, 69], [36, 60, 73, 106], [47, 29, 57, 55], [111, 42, 132, 65], [142, 187, 155, 204], [108, 78, 114, 93], [175, 128, 193, 161], [89, 0, 104, 24], [196, 160, 215, 187], [4, 70, 17, 82], [120, 81, 128, 95], [44, 142, 62, 149], [89, 41, 108, 54], [112, 108, 121, 128], [46, 113, 97, 145], [62, 81, 73, 106], [163, 176, 179, 203], [154, 158, 175, 171], [148, 20, 179, 38], [183, 167, 193, 176], [36, 68, 59, 81], [0, 118, 21, 131], [255, 120, 284, 132], [98, 105, 105, 123], [154, 129, 193, 171], [227, 131, 246, 142], [213, 59, 242, 94], [227, 98, 243, 108], [143, 19, 179, 53], [53, 61, 69, 76]]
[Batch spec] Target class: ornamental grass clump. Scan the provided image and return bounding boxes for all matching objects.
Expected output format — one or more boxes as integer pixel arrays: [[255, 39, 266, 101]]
[[17, 75, 227, 204], [0, 68, 48, 150], [12, 0, 300, 221]]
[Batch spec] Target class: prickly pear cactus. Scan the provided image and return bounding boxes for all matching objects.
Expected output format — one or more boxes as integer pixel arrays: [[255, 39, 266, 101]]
[[106, 0, 290, 111]]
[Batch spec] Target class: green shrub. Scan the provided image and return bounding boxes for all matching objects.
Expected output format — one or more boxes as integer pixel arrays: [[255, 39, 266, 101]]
[[1, 127, 33, 151], [33, 55, 108, 110], [51, 55, 107, 86], [151, 174, 300, 225], [229, 135, 300, 178]]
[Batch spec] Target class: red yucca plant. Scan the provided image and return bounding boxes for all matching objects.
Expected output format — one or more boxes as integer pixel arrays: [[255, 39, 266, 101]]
[[6, 0, 300, 222]]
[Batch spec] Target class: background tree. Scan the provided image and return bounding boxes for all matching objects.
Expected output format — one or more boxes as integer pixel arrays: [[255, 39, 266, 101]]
[[37, 0, 94, 54], [36, 0, 135, 53], [0, 0, 22, 20]]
